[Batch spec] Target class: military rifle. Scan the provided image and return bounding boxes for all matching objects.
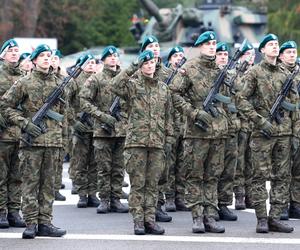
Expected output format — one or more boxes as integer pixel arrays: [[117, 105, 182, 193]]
[[101, 96, 122, 135], [165, 56, 187, 85]]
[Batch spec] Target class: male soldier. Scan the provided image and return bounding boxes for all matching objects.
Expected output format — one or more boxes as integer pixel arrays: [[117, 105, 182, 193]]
[[278, 41, 300, 219], [19, 52, 33, 76], [1, 44, 67, 239], [68, 54, 100, 208], [0, 39, 26, 229], [235, 34, 299, 233], [80, 46, 128, 214], [215, 42, 240, 221], [170, 31, 227, 233], [165, 46, 189, 212], [111, 50, 174, 235]]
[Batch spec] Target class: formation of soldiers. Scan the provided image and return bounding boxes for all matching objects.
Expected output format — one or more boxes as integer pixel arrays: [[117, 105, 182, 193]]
[[0, 30, 300, 239]]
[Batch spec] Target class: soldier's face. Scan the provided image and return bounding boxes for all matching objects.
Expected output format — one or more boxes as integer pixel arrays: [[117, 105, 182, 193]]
[[199, 40, 217, 57], [216, 51, 228, 66], [240, 50, 255, 65], [169, 52, 184, 68], [261, 40, 279, 57], [84, 59, 96, 73], [104, 53, 118, 67], [33, 51, 52, 70], [145, 42, 160, 58], [20, 59, 33, 72], [279, 48, 297, 66], [4, 46, 20, 63], [141, 59, 156, 77], [51, 55, 60, 70]]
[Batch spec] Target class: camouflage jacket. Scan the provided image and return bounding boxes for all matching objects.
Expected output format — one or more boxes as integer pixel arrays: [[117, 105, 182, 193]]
[[170, 55, 228, 139], [111, 70, 174, 149], [1, 69, 66, 147], [80, 65, 126, 138], [235, 59, 300, 138], [0, 61, 23, 142]]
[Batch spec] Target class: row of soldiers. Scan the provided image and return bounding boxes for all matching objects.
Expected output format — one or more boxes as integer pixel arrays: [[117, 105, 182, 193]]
[[0, 30, 300, 238]]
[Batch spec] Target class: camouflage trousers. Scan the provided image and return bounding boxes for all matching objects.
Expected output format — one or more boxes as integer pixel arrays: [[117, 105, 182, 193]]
[[54, 148, 64, 192], [71, 133, 97, 196], [124, 147, 165, 223], [67, 127, 75, 180], [218, 134, 238, 206], [94, 137, 124, 200], [250, 136, 291, 219], [233, 131, 253, 199], [19, 147, 58, 225], [0, 141, 21, 213], [290, 145, 300, 205], [184, 138, 225, 219]]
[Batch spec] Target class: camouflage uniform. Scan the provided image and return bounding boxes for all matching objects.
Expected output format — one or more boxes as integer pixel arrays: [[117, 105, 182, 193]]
[[171, 55, 228, 219], [80, 65, 125, 201], [1, 69, 65, 225], [111, 69, 174, 223], [235, 59, 300, 220], [0, 62, 22, 214], [68, 71, 97, 196]]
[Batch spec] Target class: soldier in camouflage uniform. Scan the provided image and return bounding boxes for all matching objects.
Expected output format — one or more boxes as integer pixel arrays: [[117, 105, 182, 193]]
[[235, 34, 299, 233], [278, 41, 300, 219], [170, 31, 227, 233], [19, 52, 33, 76], [0, 39, 26, 229], [80, 46, 128, 214], [68, 54, 100, 208], [111, 50, 174, 235], [1, 44, 67, 239]]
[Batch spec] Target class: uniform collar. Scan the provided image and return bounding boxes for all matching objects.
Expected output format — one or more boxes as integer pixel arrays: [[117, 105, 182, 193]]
[[3, 61, 21, 75], [198, 54, 217, 68], [103, 64, 120, 77]]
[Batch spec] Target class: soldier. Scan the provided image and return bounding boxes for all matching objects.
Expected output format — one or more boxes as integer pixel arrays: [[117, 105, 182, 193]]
[[1, 44, 67, 239], [68, 54, 100, 208], [111, 50, 174, 235], [165, 46, 189, 212], [215, 42, 240, 221], [170, 31, 227, 233], [278, 41, 300, 219], [18, 52, 33, 76], [80, 46, 128, 214], [235, 34, 299, 233], [0, 39, 26, 229]]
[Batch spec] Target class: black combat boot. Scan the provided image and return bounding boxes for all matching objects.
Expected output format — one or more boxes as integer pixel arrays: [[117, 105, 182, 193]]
[[245, 196, 253, 209], [134, 221, 145, 235], [71, 185, 78, 195], [289, 202, 300, 219], [256, 218, 268, 233], [268, 217, 294, 233], [77, 195, 88, 208], [175, 199, 190, 211], [235, 195, 246, 210], [96, 199, 110, 214], [145, 221, 165, 235], [165, 198, 176, 212], [61, 183, 65, 189], [0, 213, 9, 228], [122, 191, 129, 200], [280, 207, 289, 220], [192, 217, 205, 233], [37, 224, 66, 237], [218, 205, 238, 221], [110, 199, 129, 213], [87, 195, 100, 207], [155, 205, 172, 222], [55, 191, 66, 201], [122, 180, 129, 187], [7, 212, 26, 227], [22, 224, 38, 239], [203, 216, 225, 233]]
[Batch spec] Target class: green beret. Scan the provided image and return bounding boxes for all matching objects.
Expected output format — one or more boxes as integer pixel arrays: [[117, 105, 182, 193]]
[[30, 44, 52, 61], [19, 52, 31, 62], [241, 41, 254, 54], [0, 39, 18, 57], [138, 50, 154, 67], [167, 46, 184, 60], [279, 41, 297, 54], [101, 45, 119, 61], [76, 53, 95, 66], [258, 33, 278, 52], [216, 42, 229, 52], [141, 35, 159, 52], [194, 31, 216, 47], [52, 49, 63, 58]]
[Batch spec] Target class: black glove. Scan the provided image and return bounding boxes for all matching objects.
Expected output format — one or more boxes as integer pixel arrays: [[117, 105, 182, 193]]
[[24, 122, 42, 137], [195, 110, 213, 125], [73, 120, 88, 133]]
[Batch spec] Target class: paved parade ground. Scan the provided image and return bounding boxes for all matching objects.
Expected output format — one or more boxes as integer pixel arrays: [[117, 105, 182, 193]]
[[1, 163, 300, 250]]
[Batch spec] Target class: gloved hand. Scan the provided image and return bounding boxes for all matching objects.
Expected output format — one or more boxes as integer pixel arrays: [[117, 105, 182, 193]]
[[292, 136, 300, 156], [195, 110, 213, 125], [0, 113, 8, 129], [101, 113, 117, 128], [24, 122, 42, 137], [73, 120, 88, 133], [260, 119, 274, 137]]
